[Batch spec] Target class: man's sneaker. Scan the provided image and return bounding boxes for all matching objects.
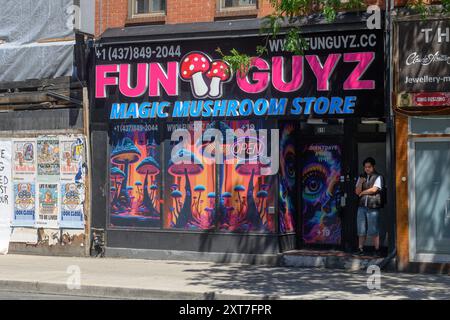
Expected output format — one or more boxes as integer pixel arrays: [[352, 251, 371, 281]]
[[353, 248, 364, 256]]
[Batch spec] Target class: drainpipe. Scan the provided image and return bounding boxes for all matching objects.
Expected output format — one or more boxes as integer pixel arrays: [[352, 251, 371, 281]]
[[378, 0, 397, 271]]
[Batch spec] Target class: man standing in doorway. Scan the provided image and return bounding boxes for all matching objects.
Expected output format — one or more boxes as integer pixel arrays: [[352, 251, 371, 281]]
[[354, 157, 384, 257]]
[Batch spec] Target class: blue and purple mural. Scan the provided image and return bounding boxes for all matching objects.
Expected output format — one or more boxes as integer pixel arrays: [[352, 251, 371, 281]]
[[301, 144, 342, 244], [109, 123, 161, 228], [278, 122, 296, 233]]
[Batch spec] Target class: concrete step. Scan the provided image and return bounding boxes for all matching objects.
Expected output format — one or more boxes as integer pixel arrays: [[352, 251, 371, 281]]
[[281, 250, 384, 271]]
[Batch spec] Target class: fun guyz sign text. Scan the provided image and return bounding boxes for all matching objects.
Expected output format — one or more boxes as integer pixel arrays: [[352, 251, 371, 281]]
[[95, 30, 383, 119]]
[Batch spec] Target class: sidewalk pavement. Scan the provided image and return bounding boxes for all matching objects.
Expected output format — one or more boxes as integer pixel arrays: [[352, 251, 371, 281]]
[[0, 254, 449, 300]]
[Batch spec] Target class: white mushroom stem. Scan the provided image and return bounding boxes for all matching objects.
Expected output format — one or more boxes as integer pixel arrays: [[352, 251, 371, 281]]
[[208, 77, 222, 98], [192, 72, 209, 97]]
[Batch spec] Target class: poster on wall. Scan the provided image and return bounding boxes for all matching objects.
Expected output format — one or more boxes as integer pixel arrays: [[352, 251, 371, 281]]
[[301, 144, 342, 245], [163, 121, 216, 230], [0, 140, 12, 254], [12, 182, 36, 227], [278, 122, 296, 234], [60, 182, 84, 229], [60, 136, 84, 180], [37, 137, 60, 179], [12, 139, 36, 180], [109, 122, 161, 228], [36, 183, 59, 228]]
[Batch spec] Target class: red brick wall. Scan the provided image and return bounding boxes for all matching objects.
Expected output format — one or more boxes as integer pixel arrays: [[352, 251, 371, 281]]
[[166, 0, 215, 24], [95, 0, 412, 37], [96, 0, 129, 36]]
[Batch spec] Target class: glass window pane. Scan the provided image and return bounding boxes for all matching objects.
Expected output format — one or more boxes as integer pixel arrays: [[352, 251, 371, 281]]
[[151, 0, 165, 12], [222, 0, 256, 8], [135, 0, 165, 14], [410, 117, 450, 135], [414, 141, 450, 255], [135, 0, 149, 14]]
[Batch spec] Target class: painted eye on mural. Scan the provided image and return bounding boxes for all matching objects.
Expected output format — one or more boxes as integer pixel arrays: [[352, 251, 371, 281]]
[[285, 151, 295, 179], [303, 168, 326, 200]]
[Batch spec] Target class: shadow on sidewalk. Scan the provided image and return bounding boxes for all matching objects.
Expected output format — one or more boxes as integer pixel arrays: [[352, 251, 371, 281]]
[[183, 263, 450, 299]]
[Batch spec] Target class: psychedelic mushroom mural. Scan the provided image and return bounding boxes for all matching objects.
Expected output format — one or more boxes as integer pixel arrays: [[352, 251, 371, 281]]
[[170, 190, 183, 220], [233, 185, 245, 213], [193, 184, 206, 214], [110, 187, 116, 203], [110, 166, 125, 207], [203, 192, 216, 227], [190, 185, 212, 230], [135, 181, 142, 202], [109, 123, 162, 228], [234, 159, 272, 231], [220, 192, 236, 228], [150, 184, 158, 208], [136, 156, 160, 216], [110, 138, 141, 211], [256, 190, 268, 219], [167, 148, 204, 228]]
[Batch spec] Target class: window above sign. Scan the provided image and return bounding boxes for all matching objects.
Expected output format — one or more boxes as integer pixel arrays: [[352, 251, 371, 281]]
[[219, 0, 257, 9], [215, 0, 258, 19], [131, 0, 166, 15], [128, 0, 166, 25]]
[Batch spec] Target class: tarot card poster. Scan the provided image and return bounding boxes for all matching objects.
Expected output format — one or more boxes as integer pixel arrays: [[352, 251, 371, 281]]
[[13, 182, 36, 227], [36, 183, 59, 228], [60, 182, 84, 229], [13, 139, 36, 180], [37, 138, 60, 179], [60, 137, 84, 180]]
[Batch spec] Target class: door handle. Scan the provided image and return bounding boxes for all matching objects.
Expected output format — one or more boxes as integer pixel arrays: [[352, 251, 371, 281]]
[[340, 193, 347, 208]]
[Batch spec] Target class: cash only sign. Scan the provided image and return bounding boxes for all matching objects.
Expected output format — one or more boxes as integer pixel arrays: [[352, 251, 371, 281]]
[[93, 28, 385, 121]]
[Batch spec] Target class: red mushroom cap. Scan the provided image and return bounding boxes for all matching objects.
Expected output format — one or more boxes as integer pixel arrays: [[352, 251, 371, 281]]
[[206, 60, 231, 81], [180, 53, 210, 79]]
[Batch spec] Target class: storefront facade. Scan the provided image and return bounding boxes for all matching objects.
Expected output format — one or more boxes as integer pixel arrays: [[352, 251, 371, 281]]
[[394, 16, 450, 272], [90, 18, 392, 259]]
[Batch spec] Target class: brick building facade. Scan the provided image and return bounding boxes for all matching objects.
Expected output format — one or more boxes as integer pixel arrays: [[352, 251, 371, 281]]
[[94, 0, 395, 36]]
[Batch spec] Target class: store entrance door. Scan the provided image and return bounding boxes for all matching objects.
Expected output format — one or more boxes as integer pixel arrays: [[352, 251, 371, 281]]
[[297, 141, 345, 248]]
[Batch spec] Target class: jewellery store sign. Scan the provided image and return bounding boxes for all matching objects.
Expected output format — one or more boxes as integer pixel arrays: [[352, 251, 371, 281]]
[[396, 19, 450, 107]]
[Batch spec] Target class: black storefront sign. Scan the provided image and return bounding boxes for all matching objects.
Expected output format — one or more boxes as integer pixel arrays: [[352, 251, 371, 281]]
[[396, 19, 450, 107], [93, 28, 385, 122]]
